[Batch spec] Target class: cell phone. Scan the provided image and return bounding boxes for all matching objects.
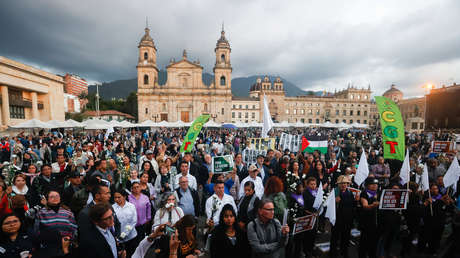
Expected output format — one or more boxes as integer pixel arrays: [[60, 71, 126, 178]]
[[164, 225, 175, 236]]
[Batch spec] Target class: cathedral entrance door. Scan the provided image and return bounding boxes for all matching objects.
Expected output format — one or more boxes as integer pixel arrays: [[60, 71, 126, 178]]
[[160, 114, 168, 121], [181, 111, 190, 122]]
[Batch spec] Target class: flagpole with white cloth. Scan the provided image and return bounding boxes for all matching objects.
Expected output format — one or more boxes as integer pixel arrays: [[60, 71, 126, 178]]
[[354, 148, 369, 186], [262, 94, 274, 138]]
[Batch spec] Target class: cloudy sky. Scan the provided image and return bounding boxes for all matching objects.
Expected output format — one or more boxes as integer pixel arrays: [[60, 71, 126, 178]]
[[1, 0, 460, 97]]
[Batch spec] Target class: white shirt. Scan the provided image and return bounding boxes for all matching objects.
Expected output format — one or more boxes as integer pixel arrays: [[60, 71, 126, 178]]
[[205, 193, 237, 225], [174, 173, 197, 191], [51, 162, 68, 173], [138, 155, 159, 176], [239, 176, 264, 200], [153, 207, 184, 230], [112, 202, 138, 242]]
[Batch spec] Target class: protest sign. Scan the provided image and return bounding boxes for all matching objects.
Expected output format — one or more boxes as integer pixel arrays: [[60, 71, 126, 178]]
[[180, 114, 210, 153], [431, 141, 456, 153], [242, 149, 267, 165], [292, 214, 316, 235], [379, 189, 409, 210], [375, 96, 405, 161], [249, 138, 275, 151], [212, 155, 234, 174], [279, 133, 301, 152]]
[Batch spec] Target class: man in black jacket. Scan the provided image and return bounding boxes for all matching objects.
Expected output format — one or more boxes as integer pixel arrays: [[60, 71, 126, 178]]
[[79, 202, 125, 258], [175, 175, 201, 216]]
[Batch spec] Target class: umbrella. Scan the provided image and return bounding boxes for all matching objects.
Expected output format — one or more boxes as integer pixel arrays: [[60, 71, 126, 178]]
[[222, 123, 237, 129]]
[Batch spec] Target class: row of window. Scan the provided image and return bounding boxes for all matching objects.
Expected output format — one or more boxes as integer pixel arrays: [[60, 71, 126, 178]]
[[291, 118, 368, 124], [286, 109, 368, 116], [232, 104, 257, 110], [10, 105, 25, 119], [232, 112, 256, 119], [288, 103, 368, 107], [411, 122, 424, 130]]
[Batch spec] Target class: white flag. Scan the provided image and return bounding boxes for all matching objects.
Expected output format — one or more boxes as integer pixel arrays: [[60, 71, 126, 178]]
[[354, 148, 369, 186], [400, 149, 410, 185], [325, 192, 336, 226], [262, 95, 274, 138], [313, 182, 324, 210], [443, 156, 460, 192], [417, 164, 430, 191]]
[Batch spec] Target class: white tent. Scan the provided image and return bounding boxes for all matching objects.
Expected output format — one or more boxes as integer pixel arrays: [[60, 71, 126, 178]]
[[156, 121, 170, 127], [321, 121, 338, 128], [120, 120, 136, 128], [204, 120, 221, 127], [11, 119, 53, 129], [109, 120, 123, 127], [64, 119, 84, 128], [337, 122, 350, 129], [138, 120, 157, 127], [47, 120, 66, 128], [273, 121, 290, 128], [248, 121, 262, 127], [82, 119, 110, 130], [293, 121, 307, 128], [170, 120, 187, 127]]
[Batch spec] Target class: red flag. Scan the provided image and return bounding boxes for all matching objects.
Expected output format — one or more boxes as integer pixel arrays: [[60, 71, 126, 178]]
[[301, 136, 310, 153]]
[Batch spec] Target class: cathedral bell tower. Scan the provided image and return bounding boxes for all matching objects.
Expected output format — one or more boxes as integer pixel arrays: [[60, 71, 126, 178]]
[[137, 24, 158, 90], [213, 25, 232, 89]]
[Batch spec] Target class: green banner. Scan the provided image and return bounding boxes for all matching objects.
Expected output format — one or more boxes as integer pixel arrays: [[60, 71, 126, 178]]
[[180, 114, 210, 153], [375, 96, 405, 161]]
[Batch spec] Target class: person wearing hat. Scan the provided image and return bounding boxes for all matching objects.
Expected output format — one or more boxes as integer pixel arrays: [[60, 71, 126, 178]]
[[330, 175, 356, 258], [62, 170, 83, 208], [238, 164, 264, 200], [358, 177, 380, 258]]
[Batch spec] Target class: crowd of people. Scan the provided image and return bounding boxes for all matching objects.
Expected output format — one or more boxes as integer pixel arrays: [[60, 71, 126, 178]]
[[0, 126, 459, 258]]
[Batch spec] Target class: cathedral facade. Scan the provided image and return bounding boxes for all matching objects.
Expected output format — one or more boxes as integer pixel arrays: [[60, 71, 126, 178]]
[[137, 26, 374, 126]]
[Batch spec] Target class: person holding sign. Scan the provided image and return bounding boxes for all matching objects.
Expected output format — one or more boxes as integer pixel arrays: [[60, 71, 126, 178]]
[[247, 199, 289, 258], [330, 175, 355, 258], [238, 165, 264, 200], [358, 177, 380, 258], [418, 183, 455, 255], [377, 183, 402, 258]]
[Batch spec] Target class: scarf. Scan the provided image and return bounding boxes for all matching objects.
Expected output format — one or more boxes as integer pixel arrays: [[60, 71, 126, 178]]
[[308, 188, 318, 198], [291, 193, 304, 206], [432, 193, 442, 201], [366, 189, 377, 199], [12, 185, 28, 195]]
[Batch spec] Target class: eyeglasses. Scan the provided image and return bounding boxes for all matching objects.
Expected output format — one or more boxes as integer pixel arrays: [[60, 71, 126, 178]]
[[3, 219, 20, 225]]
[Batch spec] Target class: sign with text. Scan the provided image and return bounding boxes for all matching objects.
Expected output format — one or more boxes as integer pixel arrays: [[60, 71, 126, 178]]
[[249, 138, 275, 151], [212, 155, 234, 174], [242, 149, 267, 165], [293, 214, 316, 235], [379, 189, 409, 210], [279, 133, 301, 152], [431, 141, 456, 153]]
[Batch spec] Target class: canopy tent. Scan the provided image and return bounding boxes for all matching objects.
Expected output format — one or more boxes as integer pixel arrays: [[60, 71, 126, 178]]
[[156, 121, 171, 127], [293, 121, 307, 128], [204, 120, 221, 127], [63, 119, 84, 128], [120, 120, 136, 128], [273, 121, 290, 128], [337, 122, 351, 129], [108, 120, 123, 127], [137, 120, 156, 127], [234, 121, 248, 128], [222, 123, 237, 129], [248, 121, 262, 127], [82, 119, 110, 130], [11, 119, 53, 129], [46, 120, 67, 128], [351, 122, 369, 129], [321, 121, 338, 128]]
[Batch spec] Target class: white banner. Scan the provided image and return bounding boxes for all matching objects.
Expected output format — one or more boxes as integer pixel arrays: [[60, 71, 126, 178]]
[[242, 148, 267, 165], [279, 133, 301, 152]]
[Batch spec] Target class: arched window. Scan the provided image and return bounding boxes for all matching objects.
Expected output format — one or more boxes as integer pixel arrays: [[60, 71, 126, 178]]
[[144, 74, 149, 85], [204, 103, 208, 111], [145, 107, 148, 114], [220, 76, 226, 86], [221, 54, 225, 63], [144, 52, 148, 60]]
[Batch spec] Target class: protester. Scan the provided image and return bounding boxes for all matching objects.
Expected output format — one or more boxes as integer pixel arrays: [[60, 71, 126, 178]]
[[0, 213, 33, 258], [358, 177, 380, 258], [153, 192, 184, 230], [113, 188, 138, 257]]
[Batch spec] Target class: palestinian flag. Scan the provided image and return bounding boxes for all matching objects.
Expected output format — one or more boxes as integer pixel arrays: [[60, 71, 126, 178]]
[[301, 135, 328, 154]]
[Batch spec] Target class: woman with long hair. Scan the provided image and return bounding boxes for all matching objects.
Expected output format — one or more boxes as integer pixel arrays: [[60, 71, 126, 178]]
[[173, 214, 200, 258], [153, 192, 184, 230], [140, 161, 155, 184], [0, 213, 33, 257], [308, 160, 338, 191], [210, 204, 250, 258], [263, 176, 287, 223]]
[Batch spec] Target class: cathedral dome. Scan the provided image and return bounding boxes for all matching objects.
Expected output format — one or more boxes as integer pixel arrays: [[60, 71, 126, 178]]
[[383, 84, 402, 95], [383, 84, 403, 102]]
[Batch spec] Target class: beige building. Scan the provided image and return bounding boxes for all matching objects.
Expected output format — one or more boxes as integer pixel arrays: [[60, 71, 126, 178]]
[[382, 84, 425, 133], [137, 26, 232, 123], [137, 27, 374, 125], [0, 56, 65, 128]]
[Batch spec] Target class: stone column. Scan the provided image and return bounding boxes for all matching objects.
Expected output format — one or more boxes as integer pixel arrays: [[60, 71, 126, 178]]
[[31, 92, 39, 119], [1, 86, 9, 126]]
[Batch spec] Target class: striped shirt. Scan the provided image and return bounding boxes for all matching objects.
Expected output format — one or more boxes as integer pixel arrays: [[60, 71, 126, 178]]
[[37, 207, 78, 237]]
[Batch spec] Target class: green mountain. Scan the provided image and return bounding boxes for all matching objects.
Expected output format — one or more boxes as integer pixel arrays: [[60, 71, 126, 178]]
[[88, 72, 315, 99]]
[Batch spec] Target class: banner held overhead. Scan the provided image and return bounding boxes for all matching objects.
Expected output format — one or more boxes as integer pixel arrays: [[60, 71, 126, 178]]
[[375, 96, 405, 161], [180, 114, 210, 153]]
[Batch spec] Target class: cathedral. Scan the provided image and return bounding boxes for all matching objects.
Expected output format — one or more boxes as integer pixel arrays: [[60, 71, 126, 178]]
[[137, 26, 375, 126]]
